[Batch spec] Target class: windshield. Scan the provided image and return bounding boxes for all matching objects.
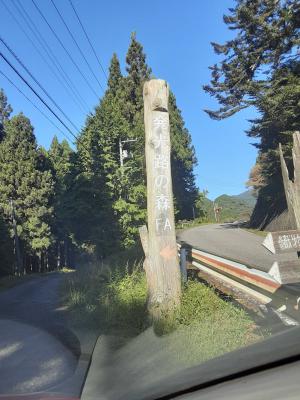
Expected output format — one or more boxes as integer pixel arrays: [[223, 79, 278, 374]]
[[0, 0, 299, 399]]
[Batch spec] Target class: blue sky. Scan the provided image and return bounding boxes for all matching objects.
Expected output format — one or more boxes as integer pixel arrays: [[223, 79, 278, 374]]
[[0, 0, 258, 200]]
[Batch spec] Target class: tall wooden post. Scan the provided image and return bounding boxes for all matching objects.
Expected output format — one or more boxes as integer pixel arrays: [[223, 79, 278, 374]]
[[279, 131, 300, 229], [142, 79, 181, 319]]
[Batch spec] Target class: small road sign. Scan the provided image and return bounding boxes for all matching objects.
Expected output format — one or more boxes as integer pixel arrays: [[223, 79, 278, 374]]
[[263, 230, 300, 255]]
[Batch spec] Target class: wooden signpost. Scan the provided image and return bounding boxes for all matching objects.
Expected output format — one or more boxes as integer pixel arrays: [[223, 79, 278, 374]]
[[262, 132, 300, 285], [139, 79, 181, 319]]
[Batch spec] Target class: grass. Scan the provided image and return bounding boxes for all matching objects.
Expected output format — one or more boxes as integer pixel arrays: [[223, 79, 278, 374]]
[[62, 248, 266, 366]]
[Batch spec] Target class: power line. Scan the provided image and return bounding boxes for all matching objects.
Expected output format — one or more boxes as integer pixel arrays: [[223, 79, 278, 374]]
[[50, 0, 104, 92], [11, 0, 90, 113], [31, 0, 100, 99], [0, 0, 88, 116], [0, 50, 79, 142], [68, 0, 108, 80], [0, 36, 81, 133], [0, 69, 74, 143]]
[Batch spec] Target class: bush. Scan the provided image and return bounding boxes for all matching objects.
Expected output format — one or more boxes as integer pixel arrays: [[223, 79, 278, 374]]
[[62, 248, 149, 335]]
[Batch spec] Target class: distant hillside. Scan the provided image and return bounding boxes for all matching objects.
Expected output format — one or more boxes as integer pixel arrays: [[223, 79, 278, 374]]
[[202, 190, 257, 223], [233, 190, 257, 208]]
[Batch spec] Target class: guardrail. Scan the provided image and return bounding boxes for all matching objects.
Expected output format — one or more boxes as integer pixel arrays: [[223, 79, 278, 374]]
[[177, 242, 300, 326]]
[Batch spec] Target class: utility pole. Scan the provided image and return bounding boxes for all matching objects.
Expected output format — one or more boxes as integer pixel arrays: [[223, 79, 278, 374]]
[[10, 198, 22, 275]]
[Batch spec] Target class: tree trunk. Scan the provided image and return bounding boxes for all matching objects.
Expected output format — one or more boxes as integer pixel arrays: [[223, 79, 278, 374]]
[[46, 251, 49, 271], [57, 242, 61, 270], [64, 239, 68, 267], [38, 253, 42, 273], [142, 79, 181, 319], [10, 199, 22, 275]]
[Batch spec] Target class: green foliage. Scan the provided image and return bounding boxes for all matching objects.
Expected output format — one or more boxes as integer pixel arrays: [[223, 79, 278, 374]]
[[63, 256, 263, 364], [248, 63, 300, 227], [194, 190, 256, 223], [0, 34, 198, 273], [0, 113, 54, 270], [0, 214, 14, 276], [63, 248, 147, 335], [214, 193, 255, 222], [0, 88, 12, 141], [205, 1, 300, 228], [195, 190, 209, 220], [169, 92, 198, 219], [47, 136, 78, 265], [76, 34, 197, 251], [204, 0, 300, 120]]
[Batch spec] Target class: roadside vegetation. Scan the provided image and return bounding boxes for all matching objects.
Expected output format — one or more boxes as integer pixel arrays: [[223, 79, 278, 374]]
[[62, 248, 265, 365]]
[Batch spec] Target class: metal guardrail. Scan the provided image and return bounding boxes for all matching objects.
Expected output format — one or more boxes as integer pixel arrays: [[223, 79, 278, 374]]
[[177, 242, 300, 326]]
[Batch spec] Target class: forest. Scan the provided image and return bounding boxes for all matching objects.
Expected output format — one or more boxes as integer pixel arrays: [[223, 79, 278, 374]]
[[1, 0, 299, 277], [0, 34, 198, 276]]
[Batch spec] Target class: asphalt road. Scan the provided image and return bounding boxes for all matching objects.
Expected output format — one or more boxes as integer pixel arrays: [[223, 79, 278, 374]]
[[177, 223, 297, 272], [0, 273, 77, 395]]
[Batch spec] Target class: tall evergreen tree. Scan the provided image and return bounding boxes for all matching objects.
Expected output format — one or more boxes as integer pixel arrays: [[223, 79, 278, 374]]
[[75, 55, 124, 254], [0, 214, 14, 276], [204, 0, 299, 120], [0, 89, 12, 141], [204, 0, 300, 228], [47, 136, 77, 267], [169, 92, 198, 219], [108, 53, 122, 95], [0, 113, 54, 272], [247, 61, 300, 227], [126, 32, 152, 112], [78, 34, 198, 249]]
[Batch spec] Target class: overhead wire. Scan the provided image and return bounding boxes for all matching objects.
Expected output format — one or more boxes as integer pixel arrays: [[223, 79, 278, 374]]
[[50, 0, 104, 92], [68, 0, 108, 80], [0, 0, 88, 116], [0, 50, 79, 142], [11, 0, 90, 113], [31, 0, 100, 99], [0, 36, 81, 133], [0, 69, 74, 143]]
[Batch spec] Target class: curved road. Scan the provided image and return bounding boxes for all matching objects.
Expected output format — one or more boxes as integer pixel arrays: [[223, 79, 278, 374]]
[[177, 223, 297, 272], [0, 273, 77, 395]]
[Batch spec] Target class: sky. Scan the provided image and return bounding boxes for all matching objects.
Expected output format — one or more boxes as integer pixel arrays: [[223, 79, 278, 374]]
[[0, 0, 259, 200]]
